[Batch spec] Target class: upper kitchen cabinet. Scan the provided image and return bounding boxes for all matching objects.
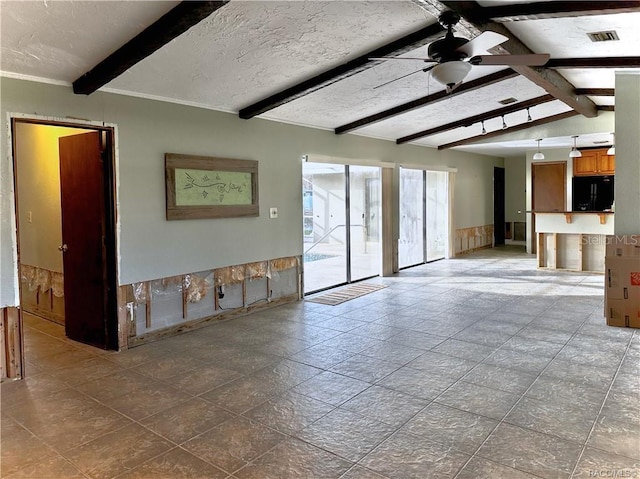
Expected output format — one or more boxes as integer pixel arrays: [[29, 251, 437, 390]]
[[573, 148, 615, 176]]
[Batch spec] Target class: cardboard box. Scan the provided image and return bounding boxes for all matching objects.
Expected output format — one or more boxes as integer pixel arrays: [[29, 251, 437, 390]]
[[606, 235, 640, 258], [605, 257, 640, 300], [606, 298, 640, 328]]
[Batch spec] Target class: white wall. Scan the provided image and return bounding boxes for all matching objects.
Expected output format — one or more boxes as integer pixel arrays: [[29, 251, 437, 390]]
[[0, 78, 503, 307]]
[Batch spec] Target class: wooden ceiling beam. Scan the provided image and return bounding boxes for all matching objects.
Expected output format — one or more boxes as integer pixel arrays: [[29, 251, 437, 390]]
[[413, 0, 598, 118], [547, 57, 640, 69], [73, 1, 227, 95], [482, 1, 640, 22], [598, 105, 615, 111], [437, 111, 579, 150], [397, 94, 555, 144], [334, 69, 517, 134], [238, 22, 446, 119], [575, 88, 615, 96]]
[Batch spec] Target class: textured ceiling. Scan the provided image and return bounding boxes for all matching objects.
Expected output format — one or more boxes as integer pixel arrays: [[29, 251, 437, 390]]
[[1, 0, 634, 157]]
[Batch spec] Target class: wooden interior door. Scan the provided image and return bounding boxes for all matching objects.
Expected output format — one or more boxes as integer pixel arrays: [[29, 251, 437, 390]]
[[532, 162, 566, 212], [59, 132, 110, 348]]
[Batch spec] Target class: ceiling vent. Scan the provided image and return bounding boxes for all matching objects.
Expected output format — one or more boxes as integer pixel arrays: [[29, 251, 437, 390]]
[[587, 31, 619, 42], [498, 97, 518, 105]]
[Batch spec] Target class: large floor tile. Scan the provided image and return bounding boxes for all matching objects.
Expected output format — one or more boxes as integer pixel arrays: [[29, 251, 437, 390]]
[[376, 366, 457, 400], [360, 430, 470, 479], [291, 371, 371, 406], [455, 456, 543, 479], [243, 391, 334, 434], [294, 408, 395, 462], [140, 397, 234, 444], [64, 423, 174, 479], [435, 381, 521, 420], [400, 402, 497, 454], [182, 416, 286, 474], [572, 447, 640, 478], [114, 447, 228, 479], [505, 396, 597, 444], [234, 438, 353, 479], [340, 385, 428, 427], [477, 423, 582, 479]]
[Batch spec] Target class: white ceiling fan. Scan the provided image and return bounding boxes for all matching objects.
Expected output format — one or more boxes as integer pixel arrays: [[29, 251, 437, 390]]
[[372, 11, 550, 92]]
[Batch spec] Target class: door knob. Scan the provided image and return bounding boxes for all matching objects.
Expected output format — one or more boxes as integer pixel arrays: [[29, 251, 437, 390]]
[[58, 244, 68, 252]]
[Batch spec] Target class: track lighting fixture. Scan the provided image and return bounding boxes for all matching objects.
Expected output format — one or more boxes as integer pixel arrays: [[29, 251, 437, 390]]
[[481, 120, 486, 135], [569, 135, 582, 158], [502, 116, 507, 130], [533, 139, 545, 160], [607, 133, 615, 155], [526, 107, 532, 122]]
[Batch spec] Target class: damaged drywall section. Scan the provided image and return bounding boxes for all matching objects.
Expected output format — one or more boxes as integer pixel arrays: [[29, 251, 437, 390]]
[[121, 255, 302, 348]]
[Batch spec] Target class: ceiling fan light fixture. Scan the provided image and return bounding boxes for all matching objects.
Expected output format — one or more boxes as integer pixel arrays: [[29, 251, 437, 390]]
[[533, 139, 545, 160], [431, 61, 472, 88], [569, 135, 582, 158], [607, 132, 615, 155]]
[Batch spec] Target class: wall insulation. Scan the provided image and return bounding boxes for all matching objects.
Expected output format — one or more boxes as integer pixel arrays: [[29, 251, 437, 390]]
[[123, 256, 301, 347]]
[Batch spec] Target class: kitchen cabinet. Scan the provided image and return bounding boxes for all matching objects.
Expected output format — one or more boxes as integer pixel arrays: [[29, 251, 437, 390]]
[[573, 148, 615, 176]]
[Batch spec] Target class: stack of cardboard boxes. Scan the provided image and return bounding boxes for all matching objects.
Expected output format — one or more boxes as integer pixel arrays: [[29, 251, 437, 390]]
[[605, 235, 640, 328]]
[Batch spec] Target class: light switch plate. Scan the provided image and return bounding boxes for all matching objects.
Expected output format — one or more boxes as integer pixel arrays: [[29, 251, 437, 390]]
[[269, 207, 278, 219]]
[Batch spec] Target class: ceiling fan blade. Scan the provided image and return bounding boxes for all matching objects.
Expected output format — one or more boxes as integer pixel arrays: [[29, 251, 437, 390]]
[[373, 64, 436, 89], [457, 31, 508, 57], [469, 53, 550, 66], [370, 57, 434, 62]]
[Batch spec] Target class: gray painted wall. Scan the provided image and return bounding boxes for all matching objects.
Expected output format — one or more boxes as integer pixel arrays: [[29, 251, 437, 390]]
[[614, 73, 640, 235], [0, 78, 503, 307]]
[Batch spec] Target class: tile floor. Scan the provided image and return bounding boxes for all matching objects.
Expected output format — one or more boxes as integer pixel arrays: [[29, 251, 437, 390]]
[[2, 247, 639, 479]]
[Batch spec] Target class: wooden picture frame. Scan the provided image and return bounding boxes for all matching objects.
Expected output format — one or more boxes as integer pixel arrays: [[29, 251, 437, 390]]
[[165, 153, 259, 220]]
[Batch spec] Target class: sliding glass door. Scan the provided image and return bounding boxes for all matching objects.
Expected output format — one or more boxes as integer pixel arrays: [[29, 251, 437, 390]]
[[349, 166, 381, 282], [303, 162, 381, 293], [399, 168, 425, 268], [426, 170, 448, 261], [399, 167, 448, 268]]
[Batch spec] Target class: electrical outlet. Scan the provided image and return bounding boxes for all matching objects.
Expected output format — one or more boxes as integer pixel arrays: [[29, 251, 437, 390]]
[[269, 207, 278, 219]]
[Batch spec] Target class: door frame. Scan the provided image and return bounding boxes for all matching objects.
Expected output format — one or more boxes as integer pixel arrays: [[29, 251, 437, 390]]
[[10, 115, 119, 354]]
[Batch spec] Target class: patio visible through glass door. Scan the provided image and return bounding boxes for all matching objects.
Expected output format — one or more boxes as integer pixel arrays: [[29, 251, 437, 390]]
[[303, 162, 381, 294]]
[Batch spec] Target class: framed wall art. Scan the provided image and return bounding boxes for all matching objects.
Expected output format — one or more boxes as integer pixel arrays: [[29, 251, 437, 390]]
[[165, 153, 259, 220]]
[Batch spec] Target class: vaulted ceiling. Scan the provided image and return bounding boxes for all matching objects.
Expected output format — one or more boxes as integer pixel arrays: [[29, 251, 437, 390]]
[[2, 0, 639, 157]]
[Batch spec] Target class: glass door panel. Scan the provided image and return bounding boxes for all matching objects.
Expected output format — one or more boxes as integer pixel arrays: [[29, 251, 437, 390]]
[[426, 170, 448, 261], [399, 168, 425, 268], [303, 162, 347, 292], [349, 166, 381, 282]]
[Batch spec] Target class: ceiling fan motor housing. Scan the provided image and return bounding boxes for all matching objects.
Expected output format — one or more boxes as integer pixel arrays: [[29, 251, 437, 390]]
[[429, 11, 469, 63], [428, 36, 469, 63]]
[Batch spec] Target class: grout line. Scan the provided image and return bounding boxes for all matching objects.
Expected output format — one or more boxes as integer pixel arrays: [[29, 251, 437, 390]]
[[450, 305, 618, 479], [568, 332, 637, 478]]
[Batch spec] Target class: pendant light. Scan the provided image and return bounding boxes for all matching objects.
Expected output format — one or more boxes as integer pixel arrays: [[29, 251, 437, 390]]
[[569, 135, 582, 158], [533, 139, 545, 160], [607, 133, 615, 155]]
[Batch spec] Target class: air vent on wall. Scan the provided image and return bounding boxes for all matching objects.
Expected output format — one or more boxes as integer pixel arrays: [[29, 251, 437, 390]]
[[498, 97, 518, 105], [587, 31, 619, 42]]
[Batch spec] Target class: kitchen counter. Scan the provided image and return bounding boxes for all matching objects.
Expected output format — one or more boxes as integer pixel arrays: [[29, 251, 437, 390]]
[[534, 211, 614, 272]]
